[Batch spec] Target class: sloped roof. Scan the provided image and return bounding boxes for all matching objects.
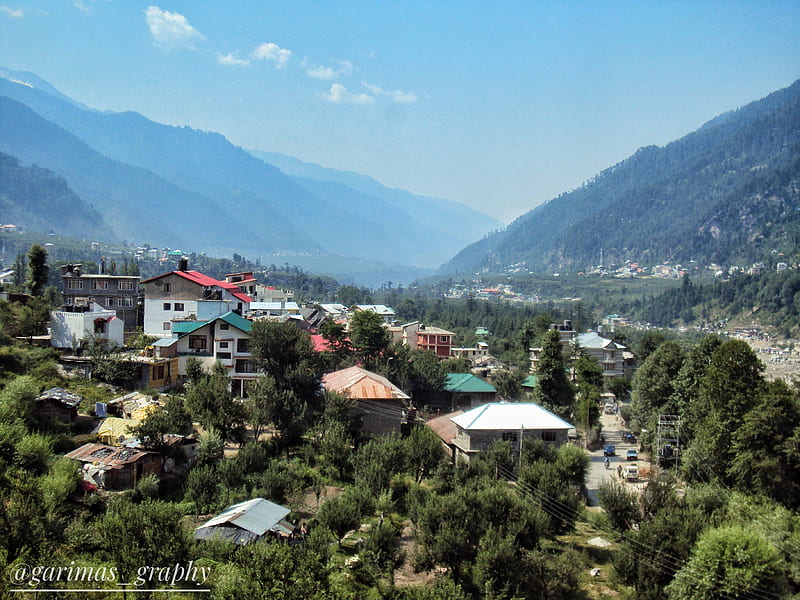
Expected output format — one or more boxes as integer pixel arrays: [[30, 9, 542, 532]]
[[427, 410, 463, 444], [577, 332, 624, 350], [65, 443, 157, 467], [445, 373, 496, 393], [451, 402, 573, 431], [37, 387, 82, 408], [322, 366, 410, 400], [141, 270, 252, 304], [215, 311, 252, 333], [521, 375, 538, 389], [355, 304, 395, 315], [172, 321, 207, 335], [196, 498, 290, 537]]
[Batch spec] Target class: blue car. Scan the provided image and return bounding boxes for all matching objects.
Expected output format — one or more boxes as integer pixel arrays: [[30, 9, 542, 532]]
[[627, 449, 638, 461], [603, 445, 616, 456]]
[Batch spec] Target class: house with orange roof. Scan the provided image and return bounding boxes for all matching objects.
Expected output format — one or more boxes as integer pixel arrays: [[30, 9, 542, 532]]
[[322, 365, 411, 435]]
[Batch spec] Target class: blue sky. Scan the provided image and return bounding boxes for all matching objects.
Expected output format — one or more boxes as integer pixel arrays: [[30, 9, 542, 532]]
[[1, 1, 799, 223]]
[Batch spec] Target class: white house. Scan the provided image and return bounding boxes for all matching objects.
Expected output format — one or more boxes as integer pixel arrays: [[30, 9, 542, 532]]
[[50, 302, 124, 350]]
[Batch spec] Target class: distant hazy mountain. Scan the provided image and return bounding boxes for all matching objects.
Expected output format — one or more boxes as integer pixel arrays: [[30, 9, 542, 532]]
[[0, 151, 108, 239], [442, 79, 800, 274], [0, 68, 500, 276], [249, 149, 504, 248]]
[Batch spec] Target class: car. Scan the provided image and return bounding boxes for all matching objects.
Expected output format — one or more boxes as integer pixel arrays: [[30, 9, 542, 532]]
[[622, 431, 637, 443], [627, 449, 638, 461], [603, 445, 616, 456]]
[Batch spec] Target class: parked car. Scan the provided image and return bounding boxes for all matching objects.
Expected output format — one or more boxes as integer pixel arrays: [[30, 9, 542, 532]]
[[622, 431, 637, 443], [603, 445, 616, 456], [627, 449, 638, 461], [624, 464, 639, 481]]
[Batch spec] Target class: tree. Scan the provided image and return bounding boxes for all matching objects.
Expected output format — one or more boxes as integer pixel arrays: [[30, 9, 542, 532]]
[[185, 362, 247, 442], [349, 309, 390, 369], [634, 331, 667, 364], [315, 494, 360, 547], [404, 425, 445, 483], [246, 374, 307, 454], [17, 296, 51, 340], [533, 329, 574, 418], [574, 354, 603, 389], [666, 525, 786, 600], [132, 394, 194, 452], [492, 368, 526, 400], [630, 341, 684, 447], [26, 244, 49, 297], [318, 320, 353, 370]]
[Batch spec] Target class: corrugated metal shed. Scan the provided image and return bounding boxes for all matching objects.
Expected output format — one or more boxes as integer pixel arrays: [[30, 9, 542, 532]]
[[194, 498, 291, 543]]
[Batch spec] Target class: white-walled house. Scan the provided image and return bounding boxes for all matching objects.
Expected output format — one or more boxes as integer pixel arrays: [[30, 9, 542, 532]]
[[141, 267, 252, 337], [51, 302, 124, 349]]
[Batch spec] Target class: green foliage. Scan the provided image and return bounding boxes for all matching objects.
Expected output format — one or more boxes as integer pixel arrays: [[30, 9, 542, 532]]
[[348, 309, 390, 369], [598, 480, 640, 532], [491, 368, 526, 400], [185, 464, 221, 513], [315, 494, 360, 546], [533, 329, 574, 419], [404, 425, 445, 484], [666, 525, 786, 600], [185, 362, 247, 443], [0, 374, 39, 425], [630, 341, 684, 446], [13, 432, 53, 475], [26, 244, 49, 297]]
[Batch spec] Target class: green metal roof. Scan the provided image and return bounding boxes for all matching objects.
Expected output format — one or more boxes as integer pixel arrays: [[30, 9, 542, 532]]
[[521, 375, 538, 388], [445, 373, 496, 393], [172, 321, 207, 335], [216, 311, 252, 333]]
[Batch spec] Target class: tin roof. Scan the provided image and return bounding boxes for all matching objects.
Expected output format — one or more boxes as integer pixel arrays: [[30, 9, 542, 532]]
[[196, 498, 290, 537], [444, 373, 496, 394], [141, 270, 252, 304], [322, 366, 410, 400], [37, 387, 82, 408], [451, 402, 573, 431], [64, 442, 158, 467]]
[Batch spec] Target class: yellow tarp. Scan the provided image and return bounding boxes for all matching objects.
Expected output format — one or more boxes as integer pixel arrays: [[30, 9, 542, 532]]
[[130, 402, 161, 421], [97, 417, 140, 445]]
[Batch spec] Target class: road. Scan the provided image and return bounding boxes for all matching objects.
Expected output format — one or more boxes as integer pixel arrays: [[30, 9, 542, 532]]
[[585, 408, 640, 506]]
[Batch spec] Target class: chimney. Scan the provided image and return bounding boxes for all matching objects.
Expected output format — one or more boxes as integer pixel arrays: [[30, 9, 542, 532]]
[[178, 257, 189, 272], [100, 258, 106, 274]]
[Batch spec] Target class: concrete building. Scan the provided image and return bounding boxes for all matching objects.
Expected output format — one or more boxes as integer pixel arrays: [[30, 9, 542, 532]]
[[60, 264, 139, 330]]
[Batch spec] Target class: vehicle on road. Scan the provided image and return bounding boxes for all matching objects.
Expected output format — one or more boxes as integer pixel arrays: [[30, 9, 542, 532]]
[[622, 431, 636, 443], [627, 449, 638, 461], [603, 445, 616, 456], [624, 464, 639, 481]]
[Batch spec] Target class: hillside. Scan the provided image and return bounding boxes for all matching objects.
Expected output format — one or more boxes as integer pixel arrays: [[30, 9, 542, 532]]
[[442, 79, 800, 274], [0, 68, 499, 273], [0, 152, 108, 239]]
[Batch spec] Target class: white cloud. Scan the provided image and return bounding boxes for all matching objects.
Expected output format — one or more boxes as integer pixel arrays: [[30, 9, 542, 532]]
[[0, 6, 23, 18], [218, 52, 250, 66], [362, 81, 417, 104], [252, 42, 291, 69], [145, 6, 205, 50], [307, 65, 337, 80], [324, 83, 374, 105], [307, 59, 354, 80]]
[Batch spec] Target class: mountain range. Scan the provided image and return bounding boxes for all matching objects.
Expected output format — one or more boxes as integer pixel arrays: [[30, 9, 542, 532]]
[[0, 67, 502, 283], [442, 78, 800, 274]]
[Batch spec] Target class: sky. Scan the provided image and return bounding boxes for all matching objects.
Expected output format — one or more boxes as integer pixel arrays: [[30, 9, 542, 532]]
[[1, 1, 799, 224]]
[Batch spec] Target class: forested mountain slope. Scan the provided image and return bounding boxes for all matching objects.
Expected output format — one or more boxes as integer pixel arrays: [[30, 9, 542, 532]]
[[442, 79, 800, 274]]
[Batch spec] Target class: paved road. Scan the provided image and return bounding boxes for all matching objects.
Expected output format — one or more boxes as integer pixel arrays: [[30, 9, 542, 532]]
[[585, 409, 639, 506]]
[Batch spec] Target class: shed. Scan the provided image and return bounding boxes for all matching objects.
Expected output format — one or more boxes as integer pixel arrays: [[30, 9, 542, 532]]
[[34, 387, 82, 424], [444, 373, 497, 411], [65, 442, 162, 490], [194, 498, 294, 544]]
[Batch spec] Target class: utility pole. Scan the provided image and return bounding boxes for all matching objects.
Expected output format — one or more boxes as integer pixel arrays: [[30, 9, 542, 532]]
[[655, 415, 681, 476]]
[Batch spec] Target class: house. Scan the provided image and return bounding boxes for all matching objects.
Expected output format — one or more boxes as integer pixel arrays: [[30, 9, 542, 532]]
[[169, 311, 255, 396], [34, 387, 82, 424], [140, 260, 252, 337], [352, 304, 396, 323], [576, 332, 627, 379], [194, 498, 295, 544], [318, 304, 348, 320], [60, 264, 139, 331], [443, 373, 497, 411], [446, 402, 573, 463], [451, 341, 490, 364], [65, 442, 162, 490], [322, 366, 411, 435], [50, 302, 125, 350], [247, 301, 301, 318], [392, 322, 456, 359], [225, 273, 295, 304]]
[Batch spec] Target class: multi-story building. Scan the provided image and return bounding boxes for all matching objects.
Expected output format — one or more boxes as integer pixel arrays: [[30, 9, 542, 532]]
[[140, 261, 252, 337], [388, 321, 457, 359], [60, 264, 139, 330]]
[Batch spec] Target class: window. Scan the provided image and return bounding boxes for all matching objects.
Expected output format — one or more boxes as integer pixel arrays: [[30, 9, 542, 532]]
[[94, 320, 107, 334], [152, 365, 165, 380], [163, 322, 171, 331], [440, 335, 450, 343], [541, 431, 557, 442], [219, 323, 229, 330], [163, 303, 171, 311], [219, 341, 229, 349], [117, 281, 135, 290], [67, 280, 83, 290], [174, 303, 184, 311], [235, 359, 253, 373], [120, 297, 134, 307], [106, 298, 115, 307], [163, 283, 171, 293], [501, 431, 519, 443], [93, 280, 109, 290], [237, 339, 249, 353], [189, 335, 207, 350], [217, 352, 232, 360]]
